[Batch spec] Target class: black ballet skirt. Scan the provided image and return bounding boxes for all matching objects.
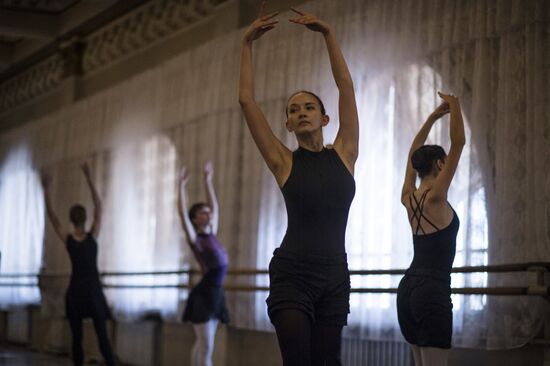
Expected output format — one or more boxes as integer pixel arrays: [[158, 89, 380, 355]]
[[65, 233, 110, 320], [182, 266, 230, 324]]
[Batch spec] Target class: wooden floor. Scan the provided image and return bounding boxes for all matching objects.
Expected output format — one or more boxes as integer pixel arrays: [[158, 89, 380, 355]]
[[0, 345, 72, 365]]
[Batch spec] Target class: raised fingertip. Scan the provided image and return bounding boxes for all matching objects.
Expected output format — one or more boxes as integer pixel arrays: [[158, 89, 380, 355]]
[[290, 7, 304, 15], [262, 11, 279, 20]]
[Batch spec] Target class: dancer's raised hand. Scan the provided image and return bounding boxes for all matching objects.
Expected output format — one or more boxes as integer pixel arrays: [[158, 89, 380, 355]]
[[289, 8, 331, 35], [204, 161, 214, 182], [179, 166, 189, 186], [437, 91, 459, 106], [243, 1, 279, 43], [41, 171, 52, 189], [430, 102, 450, 120], [80, 162, 92, 178]]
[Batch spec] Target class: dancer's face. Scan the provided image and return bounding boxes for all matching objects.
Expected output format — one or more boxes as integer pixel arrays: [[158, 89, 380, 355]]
[[433, 158, 446, 176], [286, 93, 329, 134], [192, 206, 212, 229]]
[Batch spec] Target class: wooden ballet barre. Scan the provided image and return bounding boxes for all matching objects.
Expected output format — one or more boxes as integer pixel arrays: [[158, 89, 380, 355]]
[[0, 261, 549, 280], [225, 269, 269, 275], [450, 262, 550, 273], [0, 273, 41, 278], [101, 284, 193, 289], [1, 282, 549, 297], [100, 262, 550, 276], [217, 286, 549, 295], [100, 270, 196, 276]]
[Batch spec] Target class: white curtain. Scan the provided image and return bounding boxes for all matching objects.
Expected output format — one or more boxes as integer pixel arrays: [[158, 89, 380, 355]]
[[99, 136, 181, 320], [0, 145, 43, 307], [0, 0, 547, 349]]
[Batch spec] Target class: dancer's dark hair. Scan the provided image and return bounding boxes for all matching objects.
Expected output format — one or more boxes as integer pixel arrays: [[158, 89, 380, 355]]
[[188, 202, 209, 227], [411, 145, 447, 178], [69, 205, 86, 226], [286, 90, 326, 116]]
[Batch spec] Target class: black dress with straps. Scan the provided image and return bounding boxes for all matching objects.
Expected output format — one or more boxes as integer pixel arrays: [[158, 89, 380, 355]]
[[397, 190, 460, 349]]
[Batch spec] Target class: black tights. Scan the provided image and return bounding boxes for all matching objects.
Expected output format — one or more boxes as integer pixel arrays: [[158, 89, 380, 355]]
[[272, 309, 343, 366], [68, 315, 116, 366]]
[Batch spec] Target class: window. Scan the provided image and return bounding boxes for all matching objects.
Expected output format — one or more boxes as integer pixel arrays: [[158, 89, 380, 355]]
[[345, 64, 489, 336], [252, 64, 488, 337], [0, 146, 44, 307], [103, 135, 180, 319]]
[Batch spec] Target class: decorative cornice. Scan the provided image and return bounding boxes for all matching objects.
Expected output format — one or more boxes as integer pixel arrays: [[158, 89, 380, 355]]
[[0, 53, 64, 111], [83, 0, 227, 73], [0, 0, 77, 14], [0, 0, 230, 117]]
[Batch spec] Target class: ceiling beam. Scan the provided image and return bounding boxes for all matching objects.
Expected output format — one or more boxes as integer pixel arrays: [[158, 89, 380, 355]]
[[59, 0, 118, 34], [0, 43, 13, 67], [0, 9, 58, 39], [12, 39, 49, 61]]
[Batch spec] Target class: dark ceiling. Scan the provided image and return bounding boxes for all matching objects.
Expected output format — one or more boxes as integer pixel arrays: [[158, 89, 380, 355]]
[[0, 0, 149, 80]]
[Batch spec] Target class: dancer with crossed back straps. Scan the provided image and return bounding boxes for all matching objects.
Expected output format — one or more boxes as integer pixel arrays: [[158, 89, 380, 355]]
[[397, 92, 465, 366]]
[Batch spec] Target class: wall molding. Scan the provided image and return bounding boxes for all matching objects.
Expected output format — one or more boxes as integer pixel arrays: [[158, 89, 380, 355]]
[[0, 0, 230, 119]]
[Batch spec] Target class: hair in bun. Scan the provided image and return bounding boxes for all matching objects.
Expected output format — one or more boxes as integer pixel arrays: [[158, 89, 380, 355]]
[[411, 145, 446, 178]]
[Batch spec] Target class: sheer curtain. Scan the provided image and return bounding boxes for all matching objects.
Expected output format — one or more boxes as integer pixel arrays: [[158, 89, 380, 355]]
[[99, 135, 181, 320], [248, 0, 549, 348], [0, 0, 547, 349], [0, 145, 43, 307]]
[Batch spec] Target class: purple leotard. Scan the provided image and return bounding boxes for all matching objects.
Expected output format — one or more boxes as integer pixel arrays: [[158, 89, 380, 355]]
[[183, 233, 230, 323], [190, 233, 228, 285]]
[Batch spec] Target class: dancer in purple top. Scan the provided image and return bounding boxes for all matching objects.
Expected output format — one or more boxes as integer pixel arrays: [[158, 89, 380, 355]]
[[178, 161, 229, 366]]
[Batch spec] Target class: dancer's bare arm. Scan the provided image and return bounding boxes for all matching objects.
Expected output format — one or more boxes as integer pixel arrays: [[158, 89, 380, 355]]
[[177, 167, 197, 245], [290, 8, 359, 173], [429, 92, 465, 202], [41, 173, 67, 242], [401, 102, 450, 205], [81, 163, 101, 237], [203, 161, 219, 235], [239, 1, 291, 186]]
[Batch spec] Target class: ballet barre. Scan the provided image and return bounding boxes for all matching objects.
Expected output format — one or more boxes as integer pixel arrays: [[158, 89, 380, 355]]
[[0, 262, 548, 297]]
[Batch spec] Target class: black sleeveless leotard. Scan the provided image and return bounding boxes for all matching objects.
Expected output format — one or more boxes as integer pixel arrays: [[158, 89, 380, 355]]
[[397, 190, 460, 349], [279, 147, 356, 257], [267, 147, 356, 325], [65, 233, 110, 320]]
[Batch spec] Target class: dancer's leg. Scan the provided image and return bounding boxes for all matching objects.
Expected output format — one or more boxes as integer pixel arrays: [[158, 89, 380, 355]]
[[272, 309, 312, 366], [411, 345, 423, 366], [421, 347, 448, 366], [92, 316, 116, 366], [68, 316, 84, 366], [310, 322, 343, 366], [192, 319, 218, 366]]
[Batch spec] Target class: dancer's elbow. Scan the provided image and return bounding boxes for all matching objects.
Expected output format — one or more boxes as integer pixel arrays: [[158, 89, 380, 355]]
[[238, 93, 255, 107]]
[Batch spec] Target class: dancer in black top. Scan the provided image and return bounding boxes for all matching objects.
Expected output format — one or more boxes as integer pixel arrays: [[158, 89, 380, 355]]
[[239, 2, 359, 365], [397, 92, 465, 366], [42, 163, 116, 366]]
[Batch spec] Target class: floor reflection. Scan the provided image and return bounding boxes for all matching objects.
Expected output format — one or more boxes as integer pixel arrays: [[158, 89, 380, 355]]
[[0, 345, 72, 365]]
